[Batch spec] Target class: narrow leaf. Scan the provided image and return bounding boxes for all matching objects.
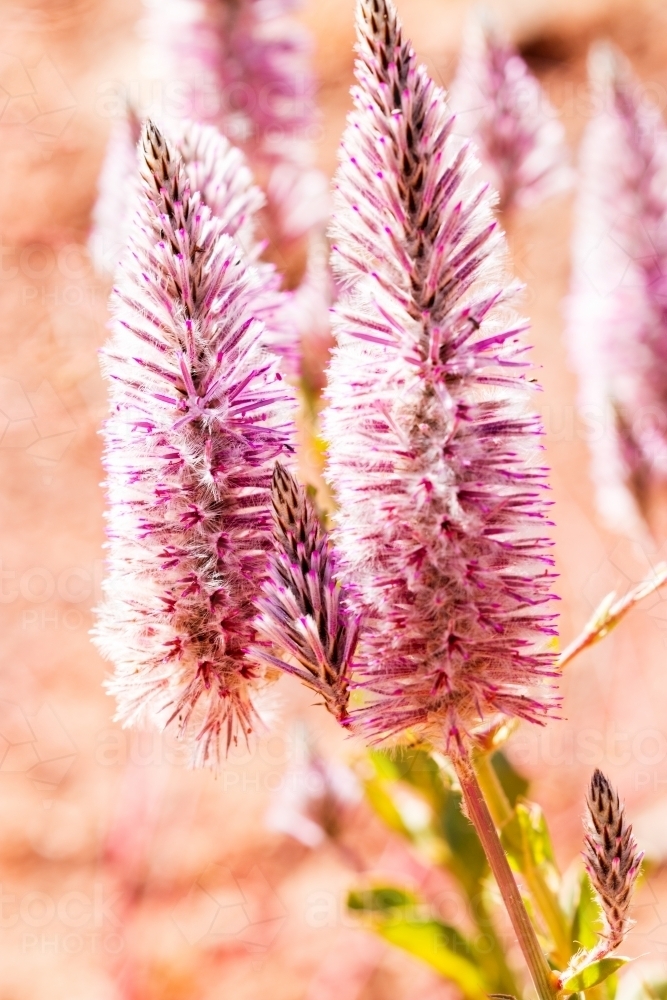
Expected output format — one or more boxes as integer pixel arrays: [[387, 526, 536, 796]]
[[561, 957, 630, 994]]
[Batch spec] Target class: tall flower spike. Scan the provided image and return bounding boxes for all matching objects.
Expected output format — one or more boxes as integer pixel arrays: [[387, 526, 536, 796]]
[[449, 16, 571, 212], [560, 769, 642, 983], [251, 463, 359, 722], [140, 0, 329, 249], [324, 0, 558, 751], [566, 44, 667, 537], [93, 121, 294, 766]]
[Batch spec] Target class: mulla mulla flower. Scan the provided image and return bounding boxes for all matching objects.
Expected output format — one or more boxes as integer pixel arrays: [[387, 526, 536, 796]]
[[566, 44, 667, 536], [92, 117, 301, 373], [93, 121, 294, 766], [323, 0, 558, 752], [141, 0, 329, 248], [449, 16, 571, 212]]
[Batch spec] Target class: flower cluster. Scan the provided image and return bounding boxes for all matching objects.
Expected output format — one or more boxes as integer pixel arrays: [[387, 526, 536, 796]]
[[566, 44, 667, 535], [324, 0, 558, 750], [449, 17, 571, 211], [93, 121, 294, 765]]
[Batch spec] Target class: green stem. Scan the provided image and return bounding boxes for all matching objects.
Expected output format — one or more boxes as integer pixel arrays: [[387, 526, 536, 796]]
[[451, 749, 558, 1000], [473, 751, 513, 825], [473, 752, 572, 970]]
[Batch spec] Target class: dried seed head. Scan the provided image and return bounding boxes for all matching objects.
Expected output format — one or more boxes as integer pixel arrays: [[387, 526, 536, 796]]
[[251, 463, 359, 722], [584, 769, 643, 955]]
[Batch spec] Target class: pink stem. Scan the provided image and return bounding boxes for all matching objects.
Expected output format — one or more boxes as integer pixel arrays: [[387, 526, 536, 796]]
[[451, 748, 558, 1000]]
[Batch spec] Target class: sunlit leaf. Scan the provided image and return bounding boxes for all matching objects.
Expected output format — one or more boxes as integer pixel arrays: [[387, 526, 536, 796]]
[[348, 886, 416, 913], [571, 873, 601, 951], [502, 801, 557, 873], [363, 774, 412, 838], [561, 957, 631, 993], [375, 918, 490, 1000]]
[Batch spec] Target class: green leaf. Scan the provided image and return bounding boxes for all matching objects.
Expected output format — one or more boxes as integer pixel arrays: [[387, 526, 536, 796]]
[[491, 750, 529, 806], [438, 787, 488, 894], [502, 800, 557, 873], [348, 886, 416, 913], [571, 873, 601, 951], [376, 919, 490, 1000], [561, 957, 631, 994], [363, 775, 413, 838]]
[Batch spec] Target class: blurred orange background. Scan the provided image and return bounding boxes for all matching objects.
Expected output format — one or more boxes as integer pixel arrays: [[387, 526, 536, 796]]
[[1, 0, 667, 996]]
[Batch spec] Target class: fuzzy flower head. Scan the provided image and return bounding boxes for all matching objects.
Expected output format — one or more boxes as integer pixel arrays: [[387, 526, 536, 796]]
[[449, 15, 571, 211], [91, 116, 302, 373], [566, 44, 667, 536], [93, 121, 294, 766], [324, 0, 558, 752]]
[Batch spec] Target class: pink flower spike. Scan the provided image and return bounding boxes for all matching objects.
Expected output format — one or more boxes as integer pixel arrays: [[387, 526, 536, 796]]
[[140, 0, 330, 249], [93, 121, 295, 767], [324, 0, 559, 751], [449, 15, 572, 212], [566, 44, 667, 537]]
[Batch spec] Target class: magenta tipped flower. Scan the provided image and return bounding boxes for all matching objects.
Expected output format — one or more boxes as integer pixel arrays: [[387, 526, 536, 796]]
[[93, 121, 294, 766], [449, 17, 571, 211], [251, 463, 359, 722], [323, 0, 558, 750], [91, 116, 301, 373], [566, 45, 667, 535]]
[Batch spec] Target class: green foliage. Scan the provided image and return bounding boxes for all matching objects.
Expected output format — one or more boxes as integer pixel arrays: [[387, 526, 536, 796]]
[[353, 746, 637, 1000], [491, 751, 530, 807], [348, 886, 416, 912], [347, 885, 490, 1000], [571, 874, 601, 952], [560, 958, 631, 994], [501, 800, 557, 873]]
